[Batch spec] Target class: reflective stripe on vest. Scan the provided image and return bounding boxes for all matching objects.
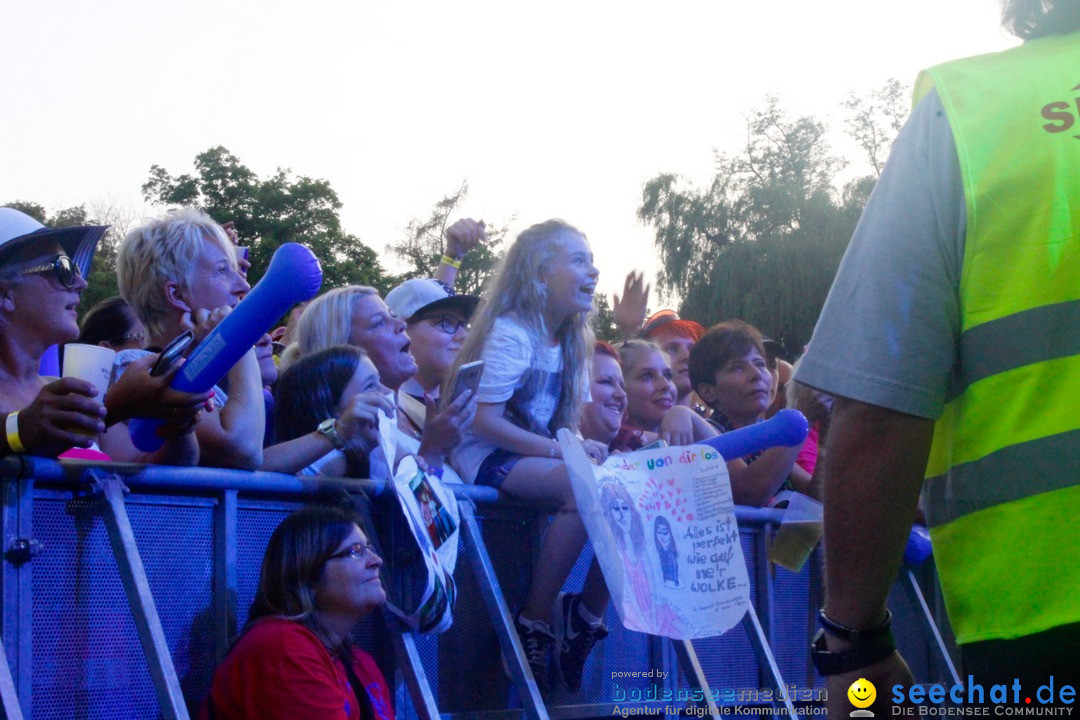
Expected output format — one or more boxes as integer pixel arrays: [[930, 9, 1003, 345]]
[[915, 33, 1080, 644]]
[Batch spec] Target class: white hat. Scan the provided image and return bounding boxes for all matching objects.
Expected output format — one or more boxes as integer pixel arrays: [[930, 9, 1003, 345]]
[[0, 207, 107, 274], [385, 278, 479, 322]]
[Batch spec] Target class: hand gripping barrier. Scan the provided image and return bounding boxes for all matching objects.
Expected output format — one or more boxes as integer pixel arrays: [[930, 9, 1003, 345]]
[[129, 243, 322, 452], [696, 408, 809, 460]]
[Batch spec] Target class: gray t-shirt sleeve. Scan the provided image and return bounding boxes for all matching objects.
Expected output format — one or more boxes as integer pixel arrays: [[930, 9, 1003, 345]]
[[795, 88, 965, 419]]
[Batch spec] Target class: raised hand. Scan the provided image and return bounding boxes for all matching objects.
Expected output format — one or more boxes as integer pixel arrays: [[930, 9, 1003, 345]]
[[337, 391, 397, 452], [444, 218, 487, 260], [613, 270, 651, 340]]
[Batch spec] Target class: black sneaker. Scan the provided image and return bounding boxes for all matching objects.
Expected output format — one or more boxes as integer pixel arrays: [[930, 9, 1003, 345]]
[[508, 612, 555, 692], [551, 592, 609, 692]]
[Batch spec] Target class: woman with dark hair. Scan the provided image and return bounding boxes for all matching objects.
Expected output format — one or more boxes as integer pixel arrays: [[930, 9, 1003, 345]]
[[77, 296, 145, 351], [653, 516, 679, 588], [201, 504, 394, 719], [688, 320, 803, 506], [269, 345, 393, 477]]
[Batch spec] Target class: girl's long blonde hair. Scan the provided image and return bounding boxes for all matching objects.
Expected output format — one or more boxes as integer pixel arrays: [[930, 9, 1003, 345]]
[[445, 219, 595, 434]]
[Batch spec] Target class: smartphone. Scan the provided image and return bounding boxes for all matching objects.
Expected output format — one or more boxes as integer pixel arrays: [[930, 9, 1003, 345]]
[[451, 360, 484, 402], [149, 331, 194, 377]]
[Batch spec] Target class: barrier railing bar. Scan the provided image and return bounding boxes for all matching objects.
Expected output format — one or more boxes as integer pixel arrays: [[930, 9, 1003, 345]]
[[1, 458, 791, 526], [213, 490, 238, 663], [385, 618, 441, 720], [458, 500, 550, 720], [0, 641, 24, 720], [671, 639, 720, 715], [740, 608, 797, 716], [1, 477, 32, 720], [90, 470, 190, 720], [901, 569, 962, 687], [754, 530, 777, 694]]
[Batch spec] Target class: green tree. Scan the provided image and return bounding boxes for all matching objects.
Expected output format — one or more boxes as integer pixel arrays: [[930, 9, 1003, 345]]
[[638, 93, 880, 351], [386, 182, 511, 295], [143, 146, 389, 293], [592, 293, 619, 344], [843, 78, 909, 177]]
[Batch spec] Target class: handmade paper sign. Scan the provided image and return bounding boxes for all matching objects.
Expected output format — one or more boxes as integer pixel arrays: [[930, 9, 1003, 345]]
[[558, 430, 750, 639]]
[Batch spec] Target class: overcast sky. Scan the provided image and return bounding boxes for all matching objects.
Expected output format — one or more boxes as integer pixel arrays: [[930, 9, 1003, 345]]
[[1, 0, 1016, 302]]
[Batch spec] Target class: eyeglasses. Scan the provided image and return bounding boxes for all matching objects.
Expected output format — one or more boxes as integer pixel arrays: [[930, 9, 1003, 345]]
[[7, 255, 81, 289], [420, 314, 469, 335], [326, 541, 378, 562]]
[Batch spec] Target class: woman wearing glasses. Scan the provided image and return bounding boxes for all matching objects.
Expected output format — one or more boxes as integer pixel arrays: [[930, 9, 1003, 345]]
[[0, 207, 208, 459], [201, 504, 394, 720], [384, 277, 478, 422], [77, 296, 147, 352]]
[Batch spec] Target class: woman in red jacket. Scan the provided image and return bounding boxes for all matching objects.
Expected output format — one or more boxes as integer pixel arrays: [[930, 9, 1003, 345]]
[[202, 505, 394, 720]]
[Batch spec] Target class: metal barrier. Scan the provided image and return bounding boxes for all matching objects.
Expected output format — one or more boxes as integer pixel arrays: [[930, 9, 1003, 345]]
[[0, 456, 958, 720]]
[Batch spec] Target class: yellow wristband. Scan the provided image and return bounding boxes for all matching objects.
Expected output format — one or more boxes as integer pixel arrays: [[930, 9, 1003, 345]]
[[6, 412, 26, 454], [440, 254, 462, 269]]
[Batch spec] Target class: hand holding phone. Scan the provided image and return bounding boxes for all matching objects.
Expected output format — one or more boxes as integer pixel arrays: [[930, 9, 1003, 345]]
[[149, 331, 194, 377], [451, 361, 484, 403]]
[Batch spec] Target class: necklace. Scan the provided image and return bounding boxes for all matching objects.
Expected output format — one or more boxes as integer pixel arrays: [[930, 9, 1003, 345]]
[[397, 403, 423, 440]]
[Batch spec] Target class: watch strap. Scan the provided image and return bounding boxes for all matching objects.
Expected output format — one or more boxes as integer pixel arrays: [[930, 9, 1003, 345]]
[[811, 628, 896, 676], [819, 609, 891, 643], [317, 418, 343, 450]]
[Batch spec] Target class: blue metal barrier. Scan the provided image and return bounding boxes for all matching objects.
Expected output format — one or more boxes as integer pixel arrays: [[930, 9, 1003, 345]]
[[0, 456, 957, 720]]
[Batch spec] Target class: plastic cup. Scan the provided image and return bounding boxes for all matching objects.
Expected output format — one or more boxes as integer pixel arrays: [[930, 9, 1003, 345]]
[[768, 492, 824, 572], [62, 343, 117, 404]]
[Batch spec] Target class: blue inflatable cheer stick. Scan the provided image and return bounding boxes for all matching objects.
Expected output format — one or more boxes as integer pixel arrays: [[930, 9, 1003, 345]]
[[130, 243, 322, 452], [697, 408, 809, 461], [904, 525, 933, 566]]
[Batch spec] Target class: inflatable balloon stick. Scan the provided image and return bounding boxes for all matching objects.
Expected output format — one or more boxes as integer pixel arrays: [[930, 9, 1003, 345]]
[[129, 242, 322, 452], [904, 525, 933, 566], [697, 408, 809, 461]]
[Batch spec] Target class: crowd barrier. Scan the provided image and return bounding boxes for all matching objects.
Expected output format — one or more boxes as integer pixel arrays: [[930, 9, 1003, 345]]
[[0, 456, 958, 720]]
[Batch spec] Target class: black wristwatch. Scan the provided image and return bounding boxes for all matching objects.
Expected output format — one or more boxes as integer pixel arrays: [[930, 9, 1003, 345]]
[[811, 610, 895, 676], [819, 609, 892, 643]]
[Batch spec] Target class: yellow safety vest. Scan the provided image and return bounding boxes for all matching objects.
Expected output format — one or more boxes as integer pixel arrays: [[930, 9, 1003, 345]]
[[914, 33, 1080, 645]]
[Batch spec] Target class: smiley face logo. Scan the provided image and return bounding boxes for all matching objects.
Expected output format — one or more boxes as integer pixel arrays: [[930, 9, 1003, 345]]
[[848, 678, 876, 709]]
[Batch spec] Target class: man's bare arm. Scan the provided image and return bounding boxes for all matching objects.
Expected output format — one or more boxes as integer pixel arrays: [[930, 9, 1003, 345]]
[[821, 396, 932, 714]]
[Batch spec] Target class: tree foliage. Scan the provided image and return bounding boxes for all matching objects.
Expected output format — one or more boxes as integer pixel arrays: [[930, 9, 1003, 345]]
[[638, 82, 908, 353], [385, 182, 511, 296], [143, 146, 389, 294], [592, 293, 619, 344], [843, 78, 909, 177]]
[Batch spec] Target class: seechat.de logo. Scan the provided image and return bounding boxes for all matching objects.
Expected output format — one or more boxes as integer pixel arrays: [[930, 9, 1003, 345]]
[[849, 678, 877, 717], [892, 676, 1076, 716]]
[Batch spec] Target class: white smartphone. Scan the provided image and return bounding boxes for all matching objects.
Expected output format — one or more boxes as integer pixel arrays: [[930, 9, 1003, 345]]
[[451, 360, 484, 403]]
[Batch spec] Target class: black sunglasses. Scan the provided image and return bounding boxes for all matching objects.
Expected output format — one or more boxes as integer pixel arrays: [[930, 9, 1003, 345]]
[[417, 314, 470, 335], [9, 255, 81, 289]]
